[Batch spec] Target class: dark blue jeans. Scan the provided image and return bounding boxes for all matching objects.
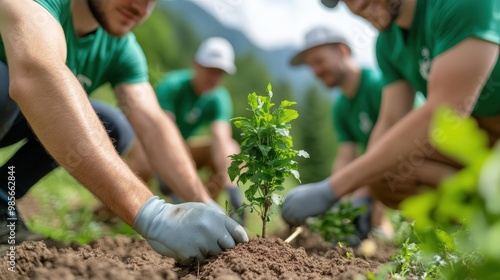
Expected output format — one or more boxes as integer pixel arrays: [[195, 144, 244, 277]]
[[0, 61, 135, 206]]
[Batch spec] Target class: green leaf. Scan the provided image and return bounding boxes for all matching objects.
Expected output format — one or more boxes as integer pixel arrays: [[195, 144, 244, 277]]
[[298, 150, 310, 158], [479, 143, 500, 214], [275, 128, 290, 137], [435, 169, 480, 224], [435, 229, 456, 251], [290, 170, 300, 180], [401, 191, 439, 232], [266, 83, 272, 94], [258, 145, 272, 156], [430, 106, 490, 165], [228, 163, 241, 182], [485, 221, 500, 261], [280, 100, 297, 108], [279, 109, 299, 123], [271, 193, 283, 206], [255, 197, 265, 205], [233, 118, 252, 129], [248, 92, 258, 110], [263, 112, 273, 123]]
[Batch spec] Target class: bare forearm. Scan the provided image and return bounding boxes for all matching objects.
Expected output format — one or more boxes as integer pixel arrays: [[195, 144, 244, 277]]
[[212, 137, 238, 186], [140, 117, 211, 203], [332, 156, 352, 174], [11, 67, 151, 225], [366, 120, 391, 150], [1, 2, 151, 225], [331, 143, 357, 174], [330, 105, 434, 196], [117, 84, 212, 203]]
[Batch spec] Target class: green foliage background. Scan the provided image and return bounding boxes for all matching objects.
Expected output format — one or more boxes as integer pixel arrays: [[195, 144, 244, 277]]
[[93, 7, 338, 184]]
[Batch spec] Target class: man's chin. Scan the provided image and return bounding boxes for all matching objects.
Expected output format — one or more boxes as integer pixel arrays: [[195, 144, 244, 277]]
[[375, 25, 391, 32], [324, 81, 338, 88], [103, 25, 134, 37], [370, 20, 392, 32]]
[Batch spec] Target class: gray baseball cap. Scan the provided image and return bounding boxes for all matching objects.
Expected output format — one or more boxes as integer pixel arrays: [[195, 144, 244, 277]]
[[321, 0, 340, 8], [290, 26, 350, 66]]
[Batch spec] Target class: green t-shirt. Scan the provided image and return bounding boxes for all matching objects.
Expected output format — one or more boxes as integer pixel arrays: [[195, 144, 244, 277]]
[[155, 69, 233, 139], [376, 0, 500, 116], [0, 0, 148, 94], [332, 68, 383, 151]]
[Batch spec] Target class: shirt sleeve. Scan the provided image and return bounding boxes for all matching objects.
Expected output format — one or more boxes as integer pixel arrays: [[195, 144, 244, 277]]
[[211, 87, 233, 122], [109, 34, 149, 87], [35, 0, 64, 21], [332, 98, 353, 143], [431, 0, 500, 57], [375, 34, 404, 87]]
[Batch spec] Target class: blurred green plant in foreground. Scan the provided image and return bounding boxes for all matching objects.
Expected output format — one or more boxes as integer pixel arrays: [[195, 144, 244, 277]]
[[367, 107, 500, 280]]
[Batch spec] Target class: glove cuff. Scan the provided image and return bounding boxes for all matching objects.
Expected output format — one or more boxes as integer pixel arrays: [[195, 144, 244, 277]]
[[226, 187, 243, 206], [351, 196, 372, 209], [206, 199, 225, 214], [316, 178, 337, 204], [132, 196, 167, 236]]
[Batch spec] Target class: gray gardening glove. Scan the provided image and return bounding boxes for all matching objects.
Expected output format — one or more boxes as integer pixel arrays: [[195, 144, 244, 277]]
[[133, 196, 248, 264], [206, 199, 225, 214], [351, 196, 372, 240], [281, 179, 339, 226], [226, 187, 246, 225]]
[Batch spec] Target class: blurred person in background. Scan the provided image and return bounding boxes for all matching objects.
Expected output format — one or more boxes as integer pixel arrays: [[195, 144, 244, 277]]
[[126, 37, 245, 224], [282, 0, 499, 229], [289, 26, 395, 245]]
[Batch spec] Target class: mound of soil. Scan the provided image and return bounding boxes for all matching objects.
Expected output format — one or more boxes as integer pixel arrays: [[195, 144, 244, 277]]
[[193, 238, 380, 280], [0, 231, 394, 280]]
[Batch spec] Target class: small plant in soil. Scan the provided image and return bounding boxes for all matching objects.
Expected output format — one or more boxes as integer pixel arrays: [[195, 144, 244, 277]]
[[228, 84, 308, 238], [308, 200, 365, 244]]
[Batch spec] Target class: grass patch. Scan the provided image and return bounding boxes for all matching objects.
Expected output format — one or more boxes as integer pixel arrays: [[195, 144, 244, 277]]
[[2, 142, 296, 243]]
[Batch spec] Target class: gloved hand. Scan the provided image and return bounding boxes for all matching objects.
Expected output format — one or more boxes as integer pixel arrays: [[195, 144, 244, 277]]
[[206, 199, 225, 214], [281, 179, 339, 226], [133, 196, 248, 264], [226, 187, 246, 225], [351, 196, 373, 242]]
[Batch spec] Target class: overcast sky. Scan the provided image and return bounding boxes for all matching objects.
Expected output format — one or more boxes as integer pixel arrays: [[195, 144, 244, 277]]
[[188, 0, 379, 67]]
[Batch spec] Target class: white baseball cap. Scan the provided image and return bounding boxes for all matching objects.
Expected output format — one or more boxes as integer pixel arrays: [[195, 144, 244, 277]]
[[195, 37, 236, 75], [321, 0, 340, 8], [290, 26, 350, 66]]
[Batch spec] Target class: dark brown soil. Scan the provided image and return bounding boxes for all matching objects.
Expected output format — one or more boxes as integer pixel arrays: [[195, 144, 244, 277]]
[[0, 230, 396, 280], [0, 196, 397, 279]]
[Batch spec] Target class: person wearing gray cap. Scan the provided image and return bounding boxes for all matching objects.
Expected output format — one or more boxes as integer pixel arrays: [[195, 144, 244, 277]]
[[282, 0, 500, 225], [127, 37, 245, 224], [285, 26, 392, 243]]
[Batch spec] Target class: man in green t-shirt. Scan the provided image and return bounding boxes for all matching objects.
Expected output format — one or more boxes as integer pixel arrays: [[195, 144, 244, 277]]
[[282, 0, 500, 226], [127, 37, 245, 224], [0, 0, 247, 263], [289, 26, 391, 243]]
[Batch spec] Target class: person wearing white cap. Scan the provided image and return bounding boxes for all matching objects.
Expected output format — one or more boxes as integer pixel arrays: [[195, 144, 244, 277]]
[[286, 26, 393, 244], [282, 0, 500, 227], [127, 37, 245, 224]]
